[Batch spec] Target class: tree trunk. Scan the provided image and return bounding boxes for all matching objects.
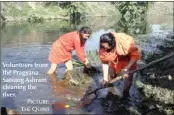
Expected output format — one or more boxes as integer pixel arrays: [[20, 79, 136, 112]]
[[0, 2, 5, 22]]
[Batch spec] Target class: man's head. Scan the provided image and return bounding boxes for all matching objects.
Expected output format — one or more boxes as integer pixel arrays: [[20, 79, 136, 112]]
[[79, 27, 92, 44], [100, 33, 116, 52]]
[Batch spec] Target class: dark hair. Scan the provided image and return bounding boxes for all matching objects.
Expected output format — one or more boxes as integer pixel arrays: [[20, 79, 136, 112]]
[[100, 33, 116, 49], [79, 26, 92, 34]]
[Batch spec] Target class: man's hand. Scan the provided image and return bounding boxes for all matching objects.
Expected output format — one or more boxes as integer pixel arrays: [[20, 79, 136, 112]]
[[83, 58, 92, 75], [108, 76, 123, 84], [120, 68, 129, 79], [85, 63, 91, 69], [102, 79, 113, 87], [102, 79, 108, 87], [84, 58, 91, 68], [83, 63, 93, 75], [122, 74, 129, 79]]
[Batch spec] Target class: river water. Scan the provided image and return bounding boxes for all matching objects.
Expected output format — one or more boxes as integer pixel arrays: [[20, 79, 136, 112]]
[[1, 14, 173, 114]]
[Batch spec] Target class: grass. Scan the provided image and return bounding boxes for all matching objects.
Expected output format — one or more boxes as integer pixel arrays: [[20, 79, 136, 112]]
[[72, 50, 101, 67], [86, 50, 101, 65]]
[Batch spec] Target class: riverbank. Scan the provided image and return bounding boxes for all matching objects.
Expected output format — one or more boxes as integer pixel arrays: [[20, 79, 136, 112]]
[[1, 2, 173, 23], [0, 2, 119, 22], [135, 31, 174, 115]]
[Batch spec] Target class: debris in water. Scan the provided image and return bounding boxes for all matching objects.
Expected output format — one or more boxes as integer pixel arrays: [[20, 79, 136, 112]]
[[52, 102, 66, 111], [65, 105, 70, 108]]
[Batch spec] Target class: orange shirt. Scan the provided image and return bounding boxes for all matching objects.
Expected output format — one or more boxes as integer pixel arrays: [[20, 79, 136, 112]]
[[99, 32, 140, 73], [48, 31, 86, 64]]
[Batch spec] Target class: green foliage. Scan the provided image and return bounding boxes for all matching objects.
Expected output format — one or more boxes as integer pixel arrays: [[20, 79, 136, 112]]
[[114, 2, 151, 35], [62, 2, 86, 16], [72, 50, 101, 67], [27, 14, 43, 23], [44, 2, 60, 6], [86, 50, 101, 65], [5, 3, 31, 17], [84, 2, 120, 16], [118, 2, 149, 16], [2, 2, 120, 22], [4, 2, 68, 19]]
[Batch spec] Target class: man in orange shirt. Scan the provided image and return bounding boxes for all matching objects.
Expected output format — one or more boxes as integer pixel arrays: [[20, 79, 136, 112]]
[[47, 27, 92, 80], [99, 32, 140, 99]]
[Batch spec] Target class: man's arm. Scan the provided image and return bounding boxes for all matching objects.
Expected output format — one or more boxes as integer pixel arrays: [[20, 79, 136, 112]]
[[74, 37, 88, 65], [124, 60, 136, 70], [102, 63, 109, 82], [125, 47, 140, 70]]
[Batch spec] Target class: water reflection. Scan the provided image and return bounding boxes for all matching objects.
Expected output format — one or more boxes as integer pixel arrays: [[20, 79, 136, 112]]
[[48, 72, 93, 114], [115, 4, 150, 35], [115, 16, 149, 35]]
